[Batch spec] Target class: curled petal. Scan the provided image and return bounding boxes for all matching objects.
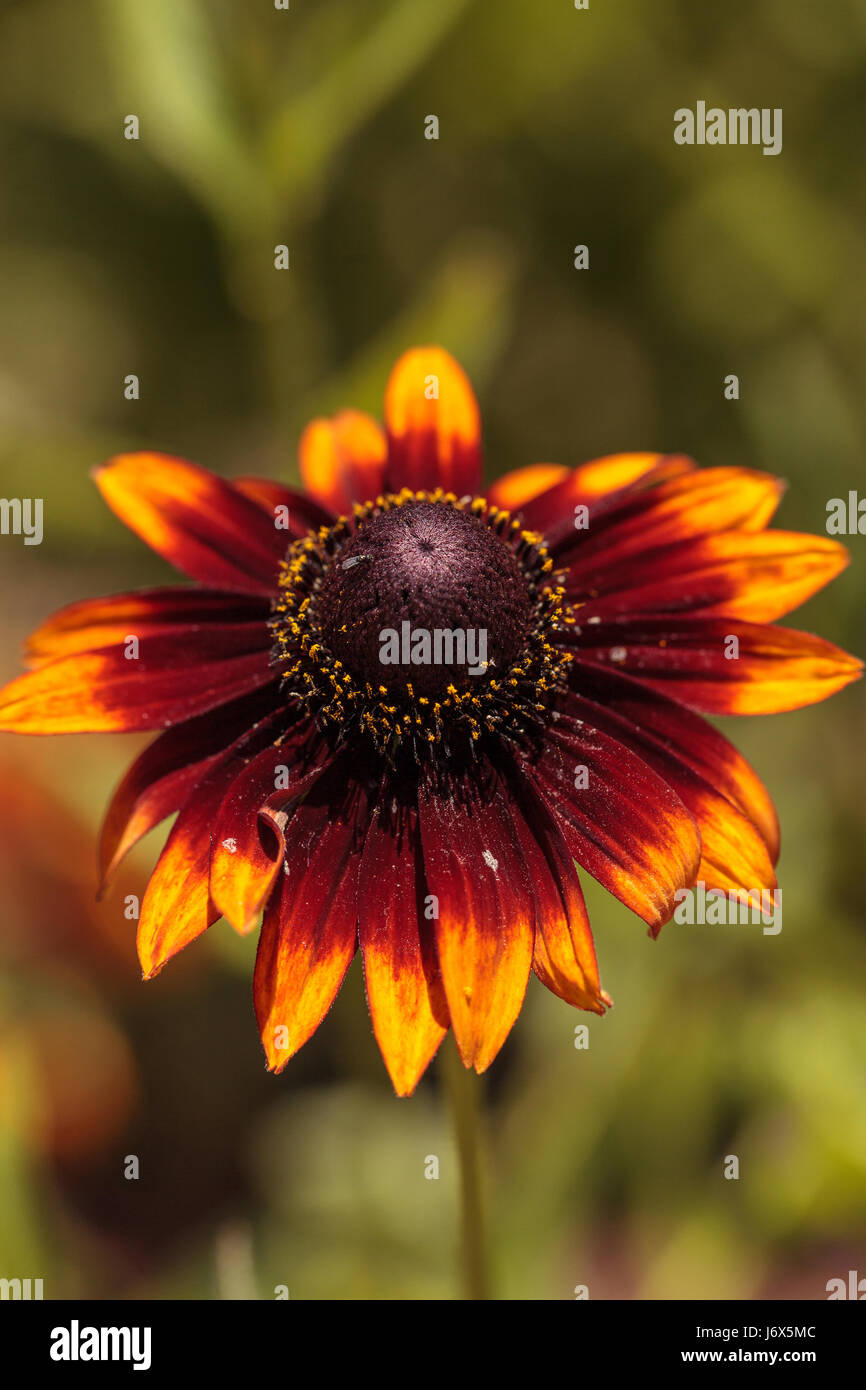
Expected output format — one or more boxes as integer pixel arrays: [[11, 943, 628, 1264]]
[[418, 766, 533, 1073], [299, 411, 387, 515], [137, 714, 283, 978], [255, 763, 368, 1072], [99, 686, 280, 892], [359, 796, 448, 1097], [209, 720, 334, 935], [384, 346, 481, 497], [94, 453, 286, 593]]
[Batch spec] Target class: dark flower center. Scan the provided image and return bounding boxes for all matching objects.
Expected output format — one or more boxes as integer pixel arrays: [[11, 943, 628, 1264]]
[[314, 500, 532, 698], [270, 490, 573, 762]]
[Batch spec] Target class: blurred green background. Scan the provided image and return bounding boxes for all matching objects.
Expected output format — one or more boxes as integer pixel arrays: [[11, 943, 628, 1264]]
[[1, 0, 864, 1301]]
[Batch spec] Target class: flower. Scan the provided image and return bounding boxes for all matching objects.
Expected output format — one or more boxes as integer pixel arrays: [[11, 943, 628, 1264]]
[[0, 347, 859, 1095]]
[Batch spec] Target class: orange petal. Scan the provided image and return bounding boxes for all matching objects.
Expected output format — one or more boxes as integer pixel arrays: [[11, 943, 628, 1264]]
[[209, 722, 333, 934], [359, 798, 448, 1096], [94, 453, 285, 592], [573, 616, 862, 714], [553, 466, 785, 570], [503, 770, 606, 1012], [299, 410, 387, 515], [255, 766, 367, 1071], [520, 452, 695, 531], [521, 727, 702, 933], [98, 688, 279, 892], [232, 476, 334, 533], [418, 768, 533, 1073], [558, 703, 776, 909], [573, 531, 851, 622], [570, 663, 781, 863], [137, 717, 284, 978], [0, 630, 273, 734], [23, 588, 267, 668], [384, 346, 481, 497], [486, 463, 569, 512]]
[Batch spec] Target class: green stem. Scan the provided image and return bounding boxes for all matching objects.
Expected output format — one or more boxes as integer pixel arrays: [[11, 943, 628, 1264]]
[[441, 1036, 490, 1300]]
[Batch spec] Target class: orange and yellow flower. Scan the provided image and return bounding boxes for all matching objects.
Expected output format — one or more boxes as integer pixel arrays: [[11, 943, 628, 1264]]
[[0, 347, 859, 1094]]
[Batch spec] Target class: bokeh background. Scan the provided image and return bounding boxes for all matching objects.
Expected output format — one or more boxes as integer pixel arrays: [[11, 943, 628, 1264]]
[[1, 0, 864, 1300]]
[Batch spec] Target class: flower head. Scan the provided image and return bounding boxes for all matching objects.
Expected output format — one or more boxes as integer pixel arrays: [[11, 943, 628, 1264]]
[[0, 347, 859, 1094]]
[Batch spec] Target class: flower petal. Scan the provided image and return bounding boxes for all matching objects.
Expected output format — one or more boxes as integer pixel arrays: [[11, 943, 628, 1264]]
[[486, 463, 569, 512], [299, 411, 387, 515], [232, 476, 335, 534], [418, 766, 533, 1073], [384, 346, 481, 497], [568, 531, 850, 621], [502, 764, 607, 1012], [254, 762, 368, 1072], [94, 453, 287, 593], [358, 795, 448, 1097], [557, 701, 775, 905], [567, 662, 780, 861], [99, 686, 281, 891], [549, 466, 785, 567], [0, 627, 274, 733], [517, 723, 701, 931], [569, 615, 862, 714], [137, 714, 285, 978], [209, 719, 334, 935], [518, 452, 695, 532], [23, 588, 268, 667]]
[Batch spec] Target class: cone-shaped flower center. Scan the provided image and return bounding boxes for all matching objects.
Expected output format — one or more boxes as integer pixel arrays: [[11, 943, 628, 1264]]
[[315, 500, 532, 698]]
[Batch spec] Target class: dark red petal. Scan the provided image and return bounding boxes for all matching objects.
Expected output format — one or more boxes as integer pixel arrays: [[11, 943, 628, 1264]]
[[547, 466, 784, 567], [98, 686, 281, 892], [501, 764, 607, 1012], [418, 765, 534, 1073], [0, 626, 275, 733], [566, 531, 850, 621], [567, 615, 862, 714], [556, 701, 775, 905], [566, 662, 780, 862], [516, 723, 701, 931], [232, 476, 335, 535], [24, 588, 269, 667], [254, 761, 368, 1071], [137, 713, 285, 978], [359, 795, 448, 1097], [519, 453, 695, 533], [94, 453, 287, 593], [209, 720, 335, 934]]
